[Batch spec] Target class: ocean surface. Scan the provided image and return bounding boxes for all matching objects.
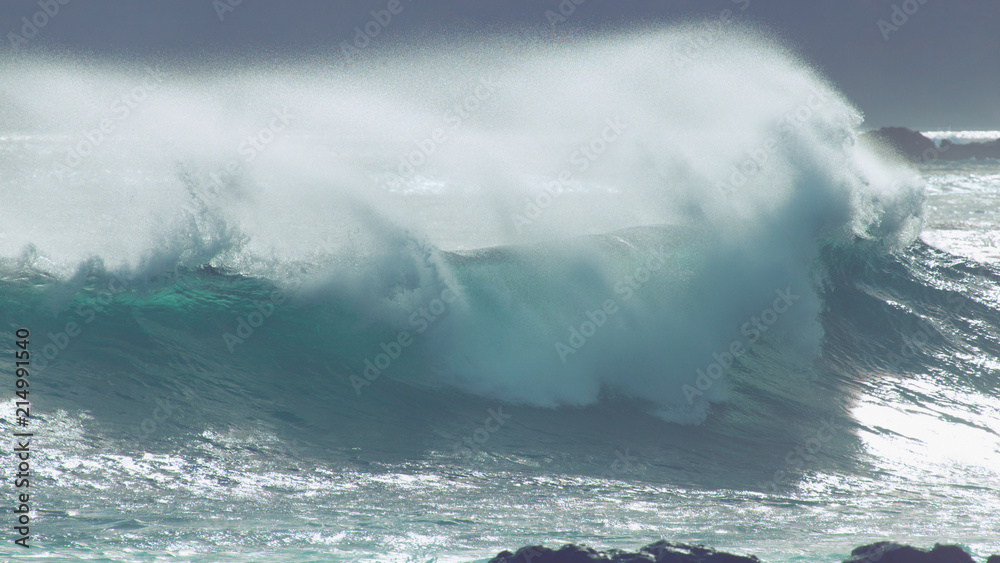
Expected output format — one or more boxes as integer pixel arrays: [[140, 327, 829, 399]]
[[1, 31, 998, 563]]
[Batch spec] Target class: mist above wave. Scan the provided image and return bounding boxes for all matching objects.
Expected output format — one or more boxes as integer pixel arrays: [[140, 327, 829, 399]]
[[0, 26, 925, 421]]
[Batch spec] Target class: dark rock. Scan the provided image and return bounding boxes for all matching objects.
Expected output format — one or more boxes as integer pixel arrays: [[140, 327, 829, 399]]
[[860, 127, 939, 162], [859, 126, 1000, 162], [488, 541, 758, 563], [488, 545, 612, 563], [929, 544, 977, 563], [844, 542, 973, 563], [641, 541, 759, 563], [986, 556, 1000, 563], [939, 137, 1000, 160], [489, 541, 979, 563]]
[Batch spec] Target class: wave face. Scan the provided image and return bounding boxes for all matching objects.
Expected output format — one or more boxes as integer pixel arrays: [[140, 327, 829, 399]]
[[1, 29, 924, 422], [2, 26, 998, 563]]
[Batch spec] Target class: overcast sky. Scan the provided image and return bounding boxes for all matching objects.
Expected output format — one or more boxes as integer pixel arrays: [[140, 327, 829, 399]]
[[2, 0, 997, 130]]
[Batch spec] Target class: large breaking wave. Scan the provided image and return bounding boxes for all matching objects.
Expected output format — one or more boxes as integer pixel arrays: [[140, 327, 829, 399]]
[[0, 26, 948, 449]]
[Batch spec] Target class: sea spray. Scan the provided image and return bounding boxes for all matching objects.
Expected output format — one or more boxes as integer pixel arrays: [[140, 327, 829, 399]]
[[0, 28, 923, 422]]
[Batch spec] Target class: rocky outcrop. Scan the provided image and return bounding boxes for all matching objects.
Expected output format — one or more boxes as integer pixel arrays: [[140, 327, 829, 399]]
[[861, 127, 939, 162], [488, 541, 996, 563], [939, 138, 1000, 160], [859, 126, 1000, 162]]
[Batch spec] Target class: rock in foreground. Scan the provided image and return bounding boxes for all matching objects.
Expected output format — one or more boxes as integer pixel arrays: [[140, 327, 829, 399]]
[[845, 542, 974, 563], [489, 541, 759, 563], [488, 541, 996, 563]]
